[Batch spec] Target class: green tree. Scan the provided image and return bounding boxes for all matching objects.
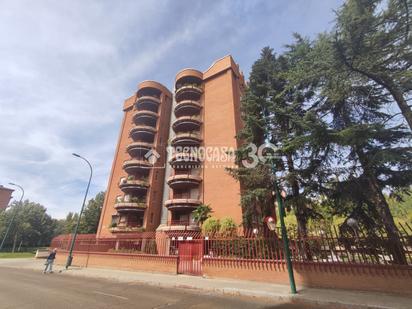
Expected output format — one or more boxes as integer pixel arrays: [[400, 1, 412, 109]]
[[79, 191, 104, 234], [228, 47, 277, 229], [60, 191, 105, 235], [0, 200, 57, 250], [63, 212, 79, 234], [334, 0, 412, 130], [231, 45, 321, 237], [285, 29, 412, 264]]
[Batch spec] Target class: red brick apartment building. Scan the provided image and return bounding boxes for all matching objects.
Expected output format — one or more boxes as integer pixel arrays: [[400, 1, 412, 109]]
[[97, 56, 245, 238]]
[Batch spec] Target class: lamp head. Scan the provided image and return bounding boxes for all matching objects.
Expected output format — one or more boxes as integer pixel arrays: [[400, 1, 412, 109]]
[[72, 153, 81, 158], [8, 182, 16, 186]]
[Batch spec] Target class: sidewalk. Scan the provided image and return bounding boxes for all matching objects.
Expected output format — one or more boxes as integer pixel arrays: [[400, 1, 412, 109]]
[[0, 258, 410, 309]]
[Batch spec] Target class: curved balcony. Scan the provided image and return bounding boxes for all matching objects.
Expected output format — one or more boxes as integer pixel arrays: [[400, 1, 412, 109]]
[[164, 198, 202, 211], [170, 152, 201, 167], [175, 69, 203, 87], [123, 159, 152, 173], [130, 125, 156, 142], [173, 116, 201, 132], [167, 174, 202, 189], [174, 100, 202, 118], [133, 110, 158, 127], [135, 96, 161, 113], [126, 142, 152, 158], [157, 221, 200, 232], [110, 226, 145, 233], [175, 85, 203, 102], [114, 202, 147, 213], [137, 81, 170, 98], [171, 132, 202, 147], [119, 179, 149, 193]]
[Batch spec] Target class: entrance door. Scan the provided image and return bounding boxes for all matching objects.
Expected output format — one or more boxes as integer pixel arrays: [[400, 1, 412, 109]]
[[178, 240, 203, 276]]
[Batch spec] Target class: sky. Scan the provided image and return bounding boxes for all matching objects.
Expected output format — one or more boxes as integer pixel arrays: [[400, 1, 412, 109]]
[[0, 0, 343, 219]]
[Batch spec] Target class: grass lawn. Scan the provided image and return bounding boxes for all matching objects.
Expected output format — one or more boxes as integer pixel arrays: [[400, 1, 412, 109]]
[[0, 252, 35, 258]]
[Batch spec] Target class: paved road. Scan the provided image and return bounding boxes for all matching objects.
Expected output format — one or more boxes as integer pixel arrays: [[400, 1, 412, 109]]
[[0, 267, 317, 309]]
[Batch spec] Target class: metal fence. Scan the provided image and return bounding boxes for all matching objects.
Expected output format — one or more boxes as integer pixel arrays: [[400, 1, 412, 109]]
[[50, 225, 412, 275]]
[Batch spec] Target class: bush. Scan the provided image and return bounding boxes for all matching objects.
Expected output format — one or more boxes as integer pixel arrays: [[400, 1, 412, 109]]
[[202, 217, 220, 236], [219, 217, 237, 237]]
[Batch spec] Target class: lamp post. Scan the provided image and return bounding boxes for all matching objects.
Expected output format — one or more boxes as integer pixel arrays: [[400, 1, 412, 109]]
[[0, 183, 24, 251], [261, 102, 297, 294], [271, 164, 297, 294], [65, 153, 93, 269]]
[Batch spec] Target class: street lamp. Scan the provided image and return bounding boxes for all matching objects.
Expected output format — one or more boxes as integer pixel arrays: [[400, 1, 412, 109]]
[[270, 166, 297, 294], [0, 183, 24, 251], [65, 153, 93, 269]]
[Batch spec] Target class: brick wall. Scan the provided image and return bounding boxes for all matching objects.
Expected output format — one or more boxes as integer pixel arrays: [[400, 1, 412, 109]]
[[55, 251, 412, 295], [56, 251, 177, 274]]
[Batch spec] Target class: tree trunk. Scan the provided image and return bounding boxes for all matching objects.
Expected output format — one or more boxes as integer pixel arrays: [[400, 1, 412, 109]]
[[383, 77, 412, 131], [356, 149, 407, 265], [365, 178, 407, 264]]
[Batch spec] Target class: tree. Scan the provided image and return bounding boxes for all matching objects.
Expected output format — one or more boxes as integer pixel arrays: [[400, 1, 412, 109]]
[[285, 30, 412, 264], [231, 45, 320, 237], [79, 191, 104, 234], [59, 191, 105, 235], [0, 200, 57, 250], [334, 0, 412, 130], [267, 38, 324, 238], [63, 212, 79, 234], [229, 47, 277, 229]]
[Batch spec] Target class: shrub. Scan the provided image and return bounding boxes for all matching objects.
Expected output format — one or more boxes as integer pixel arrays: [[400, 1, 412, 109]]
[[192, 204, 212, 225], [202, 217, 220, 236], [219, 217, 237, 237]]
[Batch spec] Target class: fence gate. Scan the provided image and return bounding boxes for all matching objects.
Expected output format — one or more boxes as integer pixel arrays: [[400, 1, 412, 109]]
[[178, 240, 203, 276]]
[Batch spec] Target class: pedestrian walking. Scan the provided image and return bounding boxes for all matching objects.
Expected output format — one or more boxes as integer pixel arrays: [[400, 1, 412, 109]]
[[44, 248, 57, 274]]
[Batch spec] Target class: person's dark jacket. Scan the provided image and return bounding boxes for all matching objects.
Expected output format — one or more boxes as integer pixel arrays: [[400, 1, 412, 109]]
[[47, 252, 56, 260]]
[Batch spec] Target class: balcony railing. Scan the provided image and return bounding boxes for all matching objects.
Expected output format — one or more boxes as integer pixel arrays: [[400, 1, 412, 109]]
[[172, 115, 202, 132], [168, 219, 198, 226], [135, 95, 161, 113], [174, 100, 202, 117], [123, 159, 152, 173], [136, 95, 161, 106], [114, 201, 147, 212], [169, 152, 201, 166], [109, 226, 145, 233], [164, 198, 202, 210], [167, 174, 202, 189], [171, 131, 202, 147], [119, 178, 149, 192], [133, 110, 158, 127], [126, 142, 153, 157], [175, 84, 203, 102]]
